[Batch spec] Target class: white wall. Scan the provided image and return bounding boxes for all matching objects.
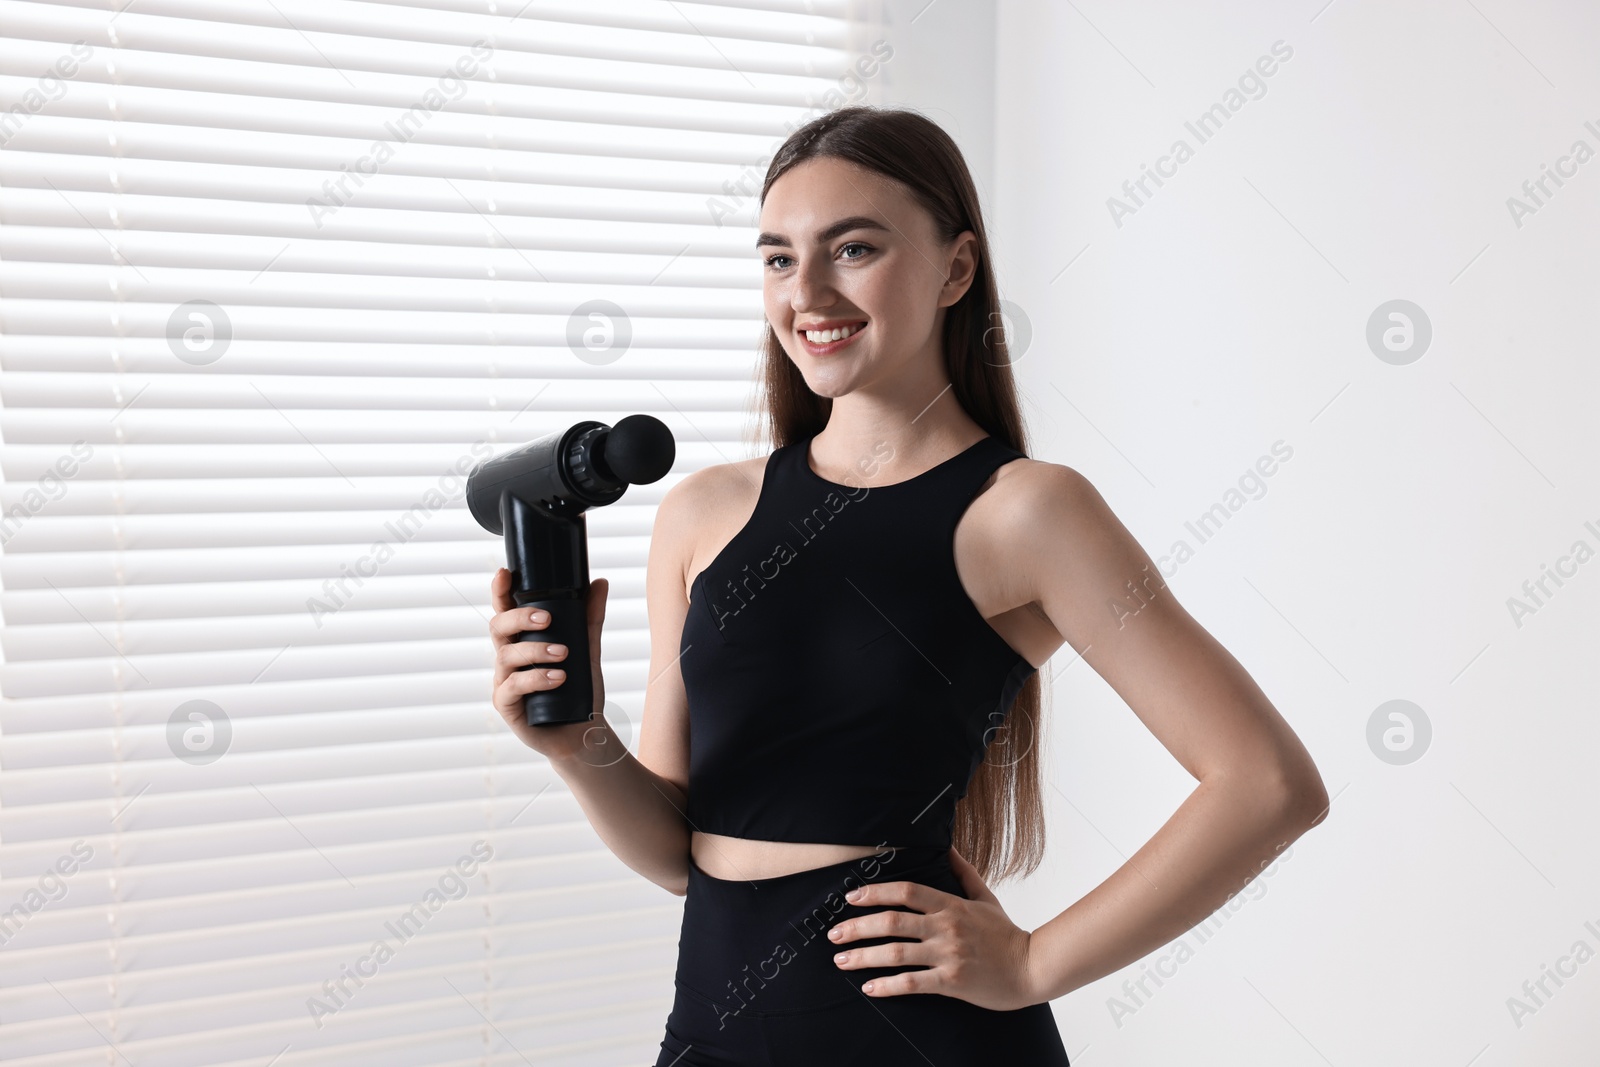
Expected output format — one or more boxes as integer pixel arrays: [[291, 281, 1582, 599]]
[[892, 1, 1600, 1062], [872, 0, 998, 206]]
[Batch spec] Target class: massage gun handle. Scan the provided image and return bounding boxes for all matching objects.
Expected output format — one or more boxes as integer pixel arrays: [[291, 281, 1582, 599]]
[[511, 589, 595, 727]]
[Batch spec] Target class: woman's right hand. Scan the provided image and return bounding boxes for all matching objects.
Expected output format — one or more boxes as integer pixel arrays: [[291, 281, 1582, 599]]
[[488, 566, 611, 761]]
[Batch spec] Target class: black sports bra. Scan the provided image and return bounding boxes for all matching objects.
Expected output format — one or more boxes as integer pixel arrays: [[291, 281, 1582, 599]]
[[678, 430, 1037, 849]]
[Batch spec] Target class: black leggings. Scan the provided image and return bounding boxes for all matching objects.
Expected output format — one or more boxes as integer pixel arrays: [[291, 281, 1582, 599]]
[[654, 845, 1071, 1066]]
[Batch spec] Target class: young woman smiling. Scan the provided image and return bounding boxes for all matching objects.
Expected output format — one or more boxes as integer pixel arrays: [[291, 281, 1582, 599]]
[[487, 105, 1327, 1065]]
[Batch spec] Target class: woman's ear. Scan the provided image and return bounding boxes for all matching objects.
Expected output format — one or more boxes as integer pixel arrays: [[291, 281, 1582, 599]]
[[939, 230, 981, 307]]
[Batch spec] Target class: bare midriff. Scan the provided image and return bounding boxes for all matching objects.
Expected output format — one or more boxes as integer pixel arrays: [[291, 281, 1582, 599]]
[[689, 831, 909, 881]]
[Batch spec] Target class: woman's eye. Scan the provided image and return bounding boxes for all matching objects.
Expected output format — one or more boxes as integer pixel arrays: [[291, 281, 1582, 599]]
[[763, 243, 873, 271]]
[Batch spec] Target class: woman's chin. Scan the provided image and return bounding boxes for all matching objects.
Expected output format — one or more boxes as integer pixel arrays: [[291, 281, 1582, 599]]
[[798, 370, 859, 399]]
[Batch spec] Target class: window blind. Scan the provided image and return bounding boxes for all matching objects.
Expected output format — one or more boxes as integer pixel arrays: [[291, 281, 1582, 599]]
[[0, 1, 879, 1063]]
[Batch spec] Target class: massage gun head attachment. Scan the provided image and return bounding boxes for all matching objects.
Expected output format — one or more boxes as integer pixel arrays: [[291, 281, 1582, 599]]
[[465, 414, 676, 536]]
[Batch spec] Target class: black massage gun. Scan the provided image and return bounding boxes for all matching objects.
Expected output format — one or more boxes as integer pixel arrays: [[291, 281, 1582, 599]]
[[466, 415, 675, 726]]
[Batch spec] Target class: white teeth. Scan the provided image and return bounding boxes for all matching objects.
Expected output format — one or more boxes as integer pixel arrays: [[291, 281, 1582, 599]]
[[804, 323, 863, 343]]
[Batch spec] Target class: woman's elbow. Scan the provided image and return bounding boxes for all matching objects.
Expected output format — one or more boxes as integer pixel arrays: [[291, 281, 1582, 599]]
[[1271, 760, 1331, 834]]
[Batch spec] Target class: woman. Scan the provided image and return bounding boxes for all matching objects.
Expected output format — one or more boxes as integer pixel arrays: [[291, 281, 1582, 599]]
[[487, 105, 1328, 1065]]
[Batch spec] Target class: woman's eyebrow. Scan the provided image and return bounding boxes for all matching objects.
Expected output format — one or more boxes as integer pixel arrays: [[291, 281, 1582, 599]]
[[756, 215, 889, 249]]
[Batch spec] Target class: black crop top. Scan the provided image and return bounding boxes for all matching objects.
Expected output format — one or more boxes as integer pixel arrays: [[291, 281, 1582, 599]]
[[678, 430, 1037, 849]]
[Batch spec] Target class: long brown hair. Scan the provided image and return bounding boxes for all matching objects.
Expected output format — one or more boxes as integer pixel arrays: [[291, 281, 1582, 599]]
[[750, 105, 1048, 885]]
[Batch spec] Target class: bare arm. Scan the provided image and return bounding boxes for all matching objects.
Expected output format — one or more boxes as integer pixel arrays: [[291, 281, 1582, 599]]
[[1007, 465, 1330, 1001], [488, 470, 705, 896]]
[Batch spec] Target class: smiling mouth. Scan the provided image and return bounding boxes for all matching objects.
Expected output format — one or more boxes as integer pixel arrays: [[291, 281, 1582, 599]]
[[801, 322, 866, 343], [799, 322, 868, 353]]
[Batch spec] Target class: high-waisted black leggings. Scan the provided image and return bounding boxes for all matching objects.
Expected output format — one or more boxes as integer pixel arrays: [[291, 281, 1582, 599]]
[[654, 845, 1071, 1066]]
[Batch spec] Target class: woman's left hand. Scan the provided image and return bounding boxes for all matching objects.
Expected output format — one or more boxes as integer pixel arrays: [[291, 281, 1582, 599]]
[[828, 847, 1045, 1011]]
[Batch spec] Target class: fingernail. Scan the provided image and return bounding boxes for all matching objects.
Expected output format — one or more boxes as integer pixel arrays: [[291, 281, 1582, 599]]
[[547, 644, 566, 656], [531, 610, 547, 622], [548, 669, 565, 679]]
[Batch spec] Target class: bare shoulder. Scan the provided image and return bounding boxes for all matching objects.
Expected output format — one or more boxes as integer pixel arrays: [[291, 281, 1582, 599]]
[[977, 456, 1111, 535], [654, 448, 771, 596], [980, 456, 1178, 639], [967, 457, 1138, 607]]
